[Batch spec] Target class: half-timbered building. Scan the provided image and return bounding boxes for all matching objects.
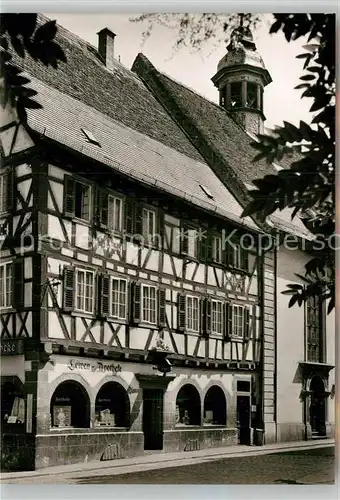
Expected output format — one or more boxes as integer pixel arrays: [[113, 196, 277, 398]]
[[0, 16, 335, 470]]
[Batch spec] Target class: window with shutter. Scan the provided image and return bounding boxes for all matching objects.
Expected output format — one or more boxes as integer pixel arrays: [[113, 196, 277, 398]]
[[12, 259, 24, 310], [211, 299, 223, 334], [99, 274, 110, 317], [0, 170, 13, 214], [306, 295, 323, 362], [230, 304, 250, 339], [64, 176, 91, 221], [0, 262, 13, 309], [158, 288, 166, 328], [141, 284, 157, 324], [107, 195, 123, 232], [63, 266, 75, 312], [74, 269, 95, 314], [180, 227, 189, 255], [141, 208, 156, 246], [64, 176, 75, 218], [177, 293, 186, 331], [111, 277, 127, 319], [212, 236, 222, 263], [198, 232, 207, 261], [186, 295, 200, 333], [98, 191, 109, 227]]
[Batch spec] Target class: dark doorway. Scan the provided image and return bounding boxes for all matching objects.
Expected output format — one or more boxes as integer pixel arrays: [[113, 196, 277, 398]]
[[309, 376, 326, 437], [143, 388, 164, 450], [237, 395, 251, 445]]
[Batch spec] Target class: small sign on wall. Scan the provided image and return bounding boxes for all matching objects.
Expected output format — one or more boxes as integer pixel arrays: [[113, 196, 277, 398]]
[[53, 406, 71, 427]]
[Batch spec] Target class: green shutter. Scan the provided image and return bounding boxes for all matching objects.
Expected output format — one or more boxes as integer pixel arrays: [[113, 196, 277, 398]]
[[5, 169, 14, 212], [64, 175, 75, 218], [99, 190, 109, 227], [244, 306, 251, 341], [125, 198, 134, 235], [135, 204, 143, 240], [205, 297, 212, 336], [180, 226, 189, 255], [63, 266, 75, 312], [198, 231, 206, 261], [225, 241, 234, 267], [207, 234, 213, 262], [100, 274, 110, 317], [177, 293, 186, 331], [132, 281, 141, 323], [225, 302, 233, 340], [158, 288, 166, 328], [12, 259, 24, 309]]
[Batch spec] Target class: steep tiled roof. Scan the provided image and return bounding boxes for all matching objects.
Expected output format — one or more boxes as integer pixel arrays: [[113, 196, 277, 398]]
[[10, 14, 204, 165], [132, 54, 311, 238], [26, 76, 258, 230]]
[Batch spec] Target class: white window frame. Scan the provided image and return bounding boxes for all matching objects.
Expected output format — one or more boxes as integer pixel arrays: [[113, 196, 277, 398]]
[[141, 284, 157, 324], [232, 244, 242, 269], [75, 269, 95, 314], [186, 295, 200, 333], [108, 194, 123, 233], [110, 277, 127, 320], [0, 262, 12, 309], [187, 228, 198, 259], [212, 299, 223, 335], [74, 180, 91, 222], [232, 304, 245, 338], [212, 236, 223, 263], [142, 207, 156, 244]]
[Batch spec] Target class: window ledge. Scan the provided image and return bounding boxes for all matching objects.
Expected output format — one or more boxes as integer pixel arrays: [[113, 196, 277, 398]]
[[175, 424, 201, 429], [0, 306, 14, 313], [71, 311, 95, 319]]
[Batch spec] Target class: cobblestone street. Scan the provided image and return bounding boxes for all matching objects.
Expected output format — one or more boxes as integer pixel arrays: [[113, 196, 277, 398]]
[[72, 446, 334, 485]]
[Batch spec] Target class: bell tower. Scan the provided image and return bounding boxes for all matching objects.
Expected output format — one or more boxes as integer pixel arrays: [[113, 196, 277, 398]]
[[211, 18, 272, 136]]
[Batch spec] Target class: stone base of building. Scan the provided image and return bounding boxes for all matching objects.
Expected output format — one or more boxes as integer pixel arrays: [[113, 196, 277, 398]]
[[163, 427, 237, 453], [32, 427, 238, 469], [35, 430, 144, 469], [276, 423, 306, 443], [263, 422, 276, 444]]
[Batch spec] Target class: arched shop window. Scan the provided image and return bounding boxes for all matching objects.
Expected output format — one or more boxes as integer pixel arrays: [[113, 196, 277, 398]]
[[176, 384, 201, 426], [50, 381, 90, 428], [1, 381, 25, 429], [94, 382, 130, 428], [203, 386, 227, 425]]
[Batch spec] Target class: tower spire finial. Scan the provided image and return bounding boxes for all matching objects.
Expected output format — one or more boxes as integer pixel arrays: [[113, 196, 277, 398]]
[[239, 13, 244, 29]]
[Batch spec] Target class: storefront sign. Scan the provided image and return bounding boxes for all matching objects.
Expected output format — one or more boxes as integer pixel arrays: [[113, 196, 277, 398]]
[[1, 339, 24, 356], [26, 394, 33, 433], [68, 359, 122, 374]]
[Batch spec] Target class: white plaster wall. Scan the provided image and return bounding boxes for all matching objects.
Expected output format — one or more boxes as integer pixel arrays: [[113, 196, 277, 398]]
[[276, 247, 308, 424]]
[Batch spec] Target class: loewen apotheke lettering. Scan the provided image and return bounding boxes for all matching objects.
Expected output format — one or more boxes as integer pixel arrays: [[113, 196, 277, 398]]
[[68, 359, 122, 373]]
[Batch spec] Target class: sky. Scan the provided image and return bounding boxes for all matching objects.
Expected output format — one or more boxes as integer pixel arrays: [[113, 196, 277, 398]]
[[47, 13, 314, 130]]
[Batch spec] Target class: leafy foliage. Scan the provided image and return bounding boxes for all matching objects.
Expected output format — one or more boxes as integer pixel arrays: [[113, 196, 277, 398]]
[[0, 14, 66, 127], [242, 14, 335, 312], [131, 13, 262, 54], [133, 13, 335, 313]]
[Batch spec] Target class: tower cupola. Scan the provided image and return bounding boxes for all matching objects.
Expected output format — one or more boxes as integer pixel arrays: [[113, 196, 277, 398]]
[[211, 24, 272, 135]]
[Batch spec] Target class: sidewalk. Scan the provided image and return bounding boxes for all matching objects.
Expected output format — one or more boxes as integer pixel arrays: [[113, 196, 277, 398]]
[[0, 438, 334, 482]]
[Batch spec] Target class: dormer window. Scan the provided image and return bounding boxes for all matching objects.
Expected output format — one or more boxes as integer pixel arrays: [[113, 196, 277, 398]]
[[230, 82, 242, 108], [246, 82, 258, 109]]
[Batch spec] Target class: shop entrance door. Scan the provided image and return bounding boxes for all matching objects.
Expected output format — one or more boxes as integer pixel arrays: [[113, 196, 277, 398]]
[[237, 395, 251, 445], [143, 388, 164, 450]]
